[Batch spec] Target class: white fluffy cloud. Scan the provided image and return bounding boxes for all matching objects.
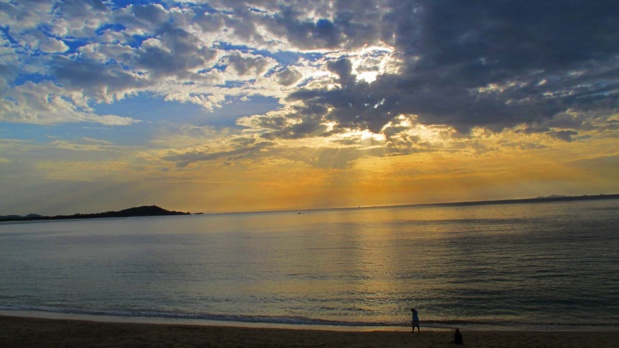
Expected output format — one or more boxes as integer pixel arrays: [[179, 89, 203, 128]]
[[0, 81, 138, 125]]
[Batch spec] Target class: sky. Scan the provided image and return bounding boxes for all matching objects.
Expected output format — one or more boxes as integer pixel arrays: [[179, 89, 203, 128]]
[[1, 0, 618, 215]]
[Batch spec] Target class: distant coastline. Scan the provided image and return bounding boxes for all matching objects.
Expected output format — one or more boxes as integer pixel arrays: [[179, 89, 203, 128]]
[[0, 205, 190, 222], [1, 194, 618, 222], [329, 193, 619, 213], [425, 193, 619, 208]]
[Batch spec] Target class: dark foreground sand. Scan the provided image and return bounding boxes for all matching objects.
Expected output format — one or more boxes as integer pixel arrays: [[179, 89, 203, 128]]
[[1, 315, 618, 348]]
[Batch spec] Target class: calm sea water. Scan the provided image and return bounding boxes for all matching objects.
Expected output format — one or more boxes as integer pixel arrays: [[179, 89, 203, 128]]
[[1, 199, 618, 331]]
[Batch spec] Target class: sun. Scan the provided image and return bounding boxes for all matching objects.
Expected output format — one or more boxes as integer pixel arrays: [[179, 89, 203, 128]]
[[348, 45, 400, 84]]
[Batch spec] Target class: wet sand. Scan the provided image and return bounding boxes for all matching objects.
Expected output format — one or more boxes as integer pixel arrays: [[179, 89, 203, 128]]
[[1, 315, 618, 347]]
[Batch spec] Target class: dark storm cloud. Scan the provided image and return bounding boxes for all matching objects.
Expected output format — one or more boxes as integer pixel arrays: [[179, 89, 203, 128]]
[[285, 0, 619, 137], [289, 68, 407, 134], [261, 1, 384, 50], [327, 59, 355, 87], [273, 8, 342, 49], [411, 1, 619, 73], [193, 0, 384, 50]]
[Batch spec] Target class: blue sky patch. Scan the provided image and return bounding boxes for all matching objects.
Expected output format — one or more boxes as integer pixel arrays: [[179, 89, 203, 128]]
[[13, 73, 49, 86], [94, 94, 280, 129]]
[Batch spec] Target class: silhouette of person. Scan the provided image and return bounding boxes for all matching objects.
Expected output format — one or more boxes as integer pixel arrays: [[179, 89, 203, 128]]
[[453, 328, 463, 345], [411, 308, 420, 332]]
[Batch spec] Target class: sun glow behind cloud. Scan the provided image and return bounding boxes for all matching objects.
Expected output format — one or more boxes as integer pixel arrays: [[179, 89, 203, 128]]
[[349, 45, 398, 84]]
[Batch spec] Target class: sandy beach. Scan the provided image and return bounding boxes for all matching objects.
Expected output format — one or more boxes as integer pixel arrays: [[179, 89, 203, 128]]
[[1, 315, 618, 348]]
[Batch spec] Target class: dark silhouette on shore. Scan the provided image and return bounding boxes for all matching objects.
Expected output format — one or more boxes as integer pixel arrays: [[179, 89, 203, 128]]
[[411, 308, 420, 333], [0, 205, 190, 222], [453, 328, 463, 345]]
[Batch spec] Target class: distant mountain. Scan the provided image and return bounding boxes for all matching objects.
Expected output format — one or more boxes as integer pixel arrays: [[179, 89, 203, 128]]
[[0, 205, 190, 222], [25, 214, 43, 219], [86, 205, 190, 218]]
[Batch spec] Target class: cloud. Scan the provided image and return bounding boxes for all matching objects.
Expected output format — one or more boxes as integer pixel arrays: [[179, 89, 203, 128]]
[[273, 67, 302, 86], [50, 0, 110, 37], [0, 1, 55, 33], [551, 130, 578, 142], [224, 51, 270, 76], [262, 1, 386, 50], [52, 57, 147, 101], [114, 3, 169, 34], [0, 81, 139, 125], [282, 1, 619, 138], [17, 31, 69, 53], [163, 138, 274, 168], [3, 0, 618, 151], [192, 10, 226, 33], [131, 23, 218, 78]]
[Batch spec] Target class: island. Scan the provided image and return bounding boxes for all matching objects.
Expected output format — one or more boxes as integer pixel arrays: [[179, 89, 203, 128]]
[[0, 205, 190, 222]]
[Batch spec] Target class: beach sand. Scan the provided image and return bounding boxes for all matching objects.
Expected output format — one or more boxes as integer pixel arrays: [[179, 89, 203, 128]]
[[1, 315, 618, 348]]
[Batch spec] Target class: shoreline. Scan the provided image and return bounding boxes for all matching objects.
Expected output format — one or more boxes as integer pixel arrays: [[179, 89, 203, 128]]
[[2, 309, 617, 333], [0, 309, 410, 333], [2, 315, 619, 348]]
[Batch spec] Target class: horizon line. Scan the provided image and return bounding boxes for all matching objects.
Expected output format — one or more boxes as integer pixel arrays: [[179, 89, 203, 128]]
[[197, 192, 619, 216]]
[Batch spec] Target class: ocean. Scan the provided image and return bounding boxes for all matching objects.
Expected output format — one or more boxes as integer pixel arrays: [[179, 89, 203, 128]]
[[1, 198, 618, 331]]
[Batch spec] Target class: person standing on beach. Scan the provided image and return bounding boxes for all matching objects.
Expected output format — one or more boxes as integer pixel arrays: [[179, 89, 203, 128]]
[[411, 308, 420, 333], [453, 328, 463, 345]]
